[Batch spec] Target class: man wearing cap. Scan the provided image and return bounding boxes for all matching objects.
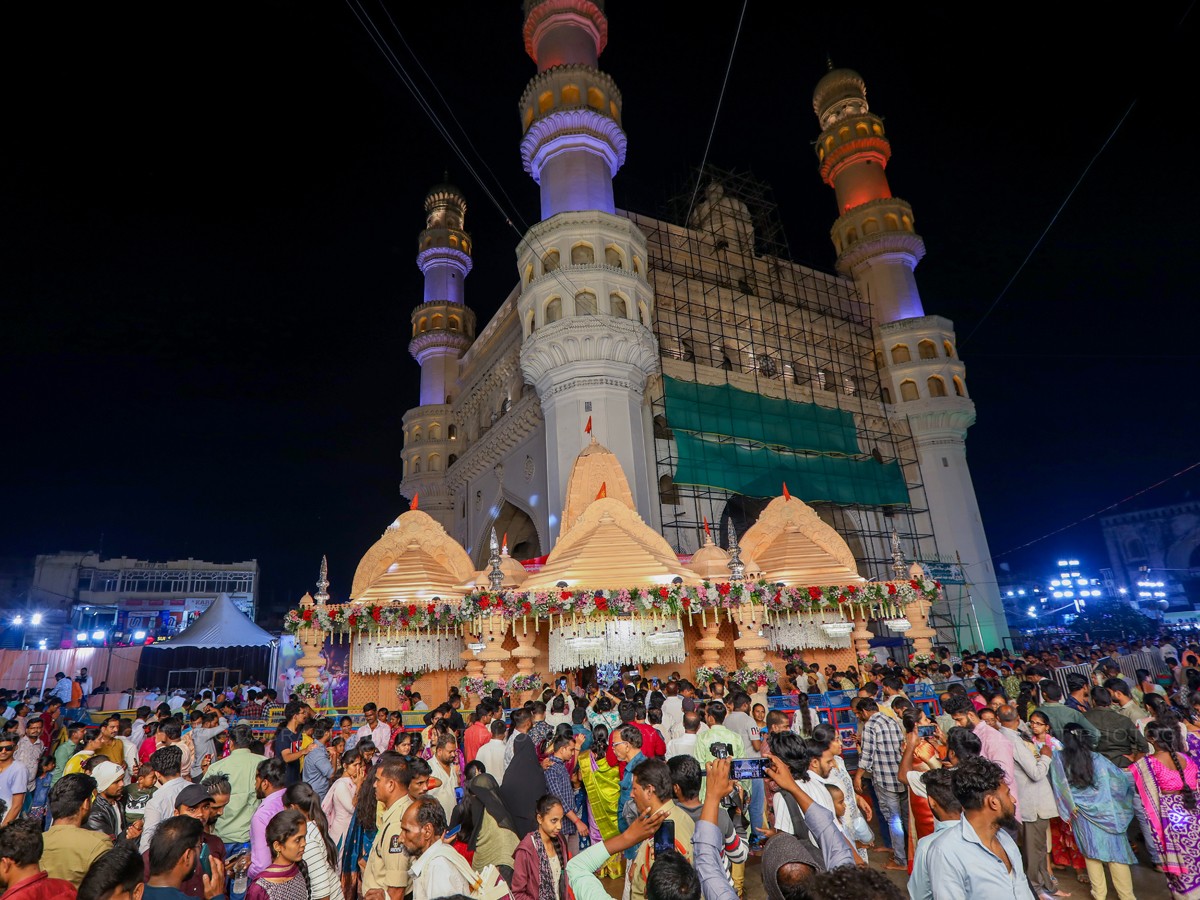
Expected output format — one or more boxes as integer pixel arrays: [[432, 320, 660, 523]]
[[137, 784, 227, 897], [85, 761, 142, 846]]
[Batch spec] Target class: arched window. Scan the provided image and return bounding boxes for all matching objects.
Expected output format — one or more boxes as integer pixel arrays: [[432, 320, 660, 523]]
[[448, 454, 458, 466], [545, 297, 562, 323], [448, 424, 457, 441], [720, 347, 735, 371], [953, 376, 966, 397], [412, 427, 423, 442], [918, 340, 938, 359], [658, 474, 679, 504], [633, 257, 642, 275], [561, 84, 580, 106], [842, 374, 857, 395], [638, 300, 650, 325], [526, 310, 536, 335], [542, 250, 560, 272], [900, 380, 919, 401], [412, 456, 421, 474], [449, 316, 460, 332], [680, 339, 694, 361], [891, 344, 911, 364], [571, 243, 594, 265], [587, 87, 604, 109], [652, 414, 672, 439], [538, 91, 554, 114], [884, 213, 899, 231], [882, 385, 892, 404], [605, 246, 623, 268], [418, 316, 428, 333], [927, 375, 947, 397], [432, 314, 444, 329], [575, 291, 597, 315], [856, 122, 870, 137], [943, 340, 956, 358], [609, 294, 627, 318], [429, 424, 441, 441], [428, 453, 441, 472]]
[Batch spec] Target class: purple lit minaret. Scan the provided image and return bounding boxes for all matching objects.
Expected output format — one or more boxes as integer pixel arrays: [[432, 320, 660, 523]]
[[515, 0, 660, 541], [519, 0, 626, 219]]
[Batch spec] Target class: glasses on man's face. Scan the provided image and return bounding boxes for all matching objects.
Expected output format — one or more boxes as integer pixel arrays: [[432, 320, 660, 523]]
[[0, 746, 13, 753], [612, 741, 628, 750]]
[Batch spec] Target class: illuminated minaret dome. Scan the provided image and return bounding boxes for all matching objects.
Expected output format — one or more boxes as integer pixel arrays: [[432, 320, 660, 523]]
[[516, 0, 660, 543], [814, 65, 1008, 646], [400, 181, 477, 530]]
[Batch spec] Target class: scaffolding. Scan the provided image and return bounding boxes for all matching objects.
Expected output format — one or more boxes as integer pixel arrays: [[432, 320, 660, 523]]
[[627, 165, 941, 585]]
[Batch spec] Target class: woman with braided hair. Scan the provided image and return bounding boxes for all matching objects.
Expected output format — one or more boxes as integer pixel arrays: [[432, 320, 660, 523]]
[[1131, 721, 1200, 899]]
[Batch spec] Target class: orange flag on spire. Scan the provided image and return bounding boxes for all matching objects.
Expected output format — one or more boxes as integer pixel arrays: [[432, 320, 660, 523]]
[[502, 532, 509, 553], [585, 415, 592, 434], [782, 482, 791, 500], [595, 481, 607, 500], [410, 493, 419, 510], [703, 516, 712, 538]]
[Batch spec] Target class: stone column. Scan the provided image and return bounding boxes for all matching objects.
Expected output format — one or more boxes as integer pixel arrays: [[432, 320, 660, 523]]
[[461, 633, 484, 680], [851, 615, 873, 686], [906, 564, 937, 659], [511, 625, 541, 705], [734, 603, 771, 705], [295, 592, 326, 687], [478, 615, 511, 682], [695, 619, 724, 668]]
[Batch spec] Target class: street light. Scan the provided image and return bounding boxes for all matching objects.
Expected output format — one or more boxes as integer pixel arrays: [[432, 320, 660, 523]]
[[31, 613, 42, 625]]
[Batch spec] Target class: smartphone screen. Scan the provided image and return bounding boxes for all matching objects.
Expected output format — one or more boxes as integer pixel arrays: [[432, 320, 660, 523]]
[[445, 823, 462, 840], [917, 724, 937, 739], [653, 818, 676, 854], [199, 842, 212, 877], [731, 757, 769, 780]]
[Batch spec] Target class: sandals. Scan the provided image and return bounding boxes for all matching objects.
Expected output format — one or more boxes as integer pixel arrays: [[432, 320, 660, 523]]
[[1076, 870, 1091, 885]]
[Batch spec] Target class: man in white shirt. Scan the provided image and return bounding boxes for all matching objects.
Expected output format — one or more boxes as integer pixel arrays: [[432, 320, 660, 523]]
[[660, 682, 685, 737], [411, 692, 429, 711], [475, 720, 508, 784], [130, 706, 152, 749], [666, 711, 702, 760], [50, 673, 73, 705], [427, 732, 460, 820], [403, 797, 475, 900], [353, 702, 391, 753], [140, 744, 190, 851], [168, 691, 186, 712]]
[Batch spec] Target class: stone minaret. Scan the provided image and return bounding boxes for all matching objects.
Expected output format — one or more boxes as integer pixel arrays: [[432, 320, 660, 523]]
[[400, 182, 476, 530], [516, 0, 659, 543], [813, 65, 1008, 648]]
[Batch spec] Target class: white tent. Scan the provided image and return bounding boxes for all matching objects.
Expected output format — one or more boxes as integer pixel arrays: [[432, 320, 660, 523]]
[[156, 594, 276, 649]]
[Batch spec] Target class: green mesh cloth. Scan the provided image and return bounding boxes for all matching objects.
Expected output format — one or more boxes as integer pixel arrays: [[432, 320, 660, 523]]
[[663, 377, 910, 505]]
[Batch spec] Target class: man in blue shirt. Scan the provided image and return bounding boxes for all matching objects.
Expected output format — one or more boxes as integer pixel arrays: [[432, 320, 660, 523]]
[[612, 725, 645, 860], [907, 768, 962, 900], [924, 756, 1035, 900]]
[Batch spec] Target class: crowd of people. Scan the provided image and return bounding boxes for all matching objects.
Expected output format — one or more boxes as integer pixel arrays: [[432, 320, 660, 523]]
[[0, 633, 1195, 900]]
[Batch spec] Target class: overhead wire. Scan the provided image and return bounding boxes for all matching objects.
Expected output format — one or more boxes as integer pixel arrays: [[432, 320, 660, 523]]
[[683, 0, 750, 230], [344, 0, 595, 313]]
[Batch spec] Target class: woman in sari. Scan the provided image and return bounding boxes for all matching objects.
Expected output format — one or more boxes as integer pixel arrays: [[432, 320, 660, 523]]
[[340, 758, 381, 900], [456, 773, 520, 884], [1032, 711, 1085, 885], [1131, 721, 1200, 900], [576, 723, 623, 879], [1050, 723, 1137, 900]]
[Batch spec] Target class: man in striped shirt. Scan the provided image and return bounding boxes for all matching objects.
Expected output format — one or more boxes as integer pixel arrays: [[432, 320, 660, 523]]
[[852, 697, 907, 870]]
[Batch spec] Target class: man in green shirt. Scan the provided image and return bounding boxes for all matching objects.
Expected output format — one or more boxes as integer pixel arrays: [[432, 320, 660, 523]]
[[1035, 681, 1100, 742], [202, 724, 264, 851], [693, 702, 744, 801], [52, 723, 86, 785]]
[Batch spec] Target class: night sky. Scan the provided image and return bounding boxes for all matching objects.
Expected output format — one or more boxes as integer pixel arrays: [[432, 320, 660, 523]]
[[4, 3, 1196, 622]]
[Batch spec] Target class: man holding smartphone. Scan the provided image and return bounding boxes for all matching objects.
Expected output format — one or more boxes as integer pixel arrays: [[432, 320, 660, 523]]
[[627, 758, 695, 900]]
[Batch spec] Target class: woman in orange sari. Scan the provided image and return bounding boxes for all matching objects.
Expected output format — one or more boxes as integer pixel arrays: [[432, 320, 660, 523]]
[[899, 706, 945, 873]]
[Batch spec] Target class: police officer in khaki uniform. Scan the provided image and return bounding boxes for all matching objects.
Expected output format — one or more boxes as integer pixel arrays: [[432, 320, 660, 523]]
[[362, 756, 432, 900]]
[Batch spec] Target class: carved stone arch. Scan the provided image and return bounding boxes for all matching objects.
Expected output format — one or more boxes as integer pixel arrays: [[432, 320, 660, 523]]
[[571, 243, 595, 265], [471, 492, 545, 569]]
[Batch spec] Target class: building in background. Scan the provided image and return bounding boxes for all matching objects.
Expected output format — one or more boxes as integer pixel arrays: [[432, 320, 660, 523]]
[[1102, 499, 1200, 618], [392, 1, 1009, 648], [30, 551, 259, 647]]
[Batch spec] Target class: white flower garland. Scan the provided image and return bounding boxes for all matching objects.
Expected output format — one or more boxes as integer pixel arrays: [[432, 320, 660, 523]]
[[548, 616, 687, 670], [351, 633, 463, 675], [765, 619, 852, 650]]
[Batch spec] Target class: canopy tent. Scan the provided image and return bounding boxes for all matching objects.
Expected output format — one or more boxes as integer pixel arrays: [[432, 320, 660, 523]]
[[136, 595, 277, 691]]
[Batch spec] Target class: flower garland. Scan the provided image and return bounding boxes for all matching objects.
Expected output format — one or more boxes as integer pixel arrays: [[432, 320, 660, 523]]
[[460, 676, 506, 699], [727, 664, 779, 693], [291, 683, 321, 704], [507, 673, 542, 694], [282, 577, 939, 635], [395, 672, 419, 691], [909, 651, 935, 667], [856, 651, 877, 668], [695, 665, 727, 685], [781, 650, 808, 667]]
